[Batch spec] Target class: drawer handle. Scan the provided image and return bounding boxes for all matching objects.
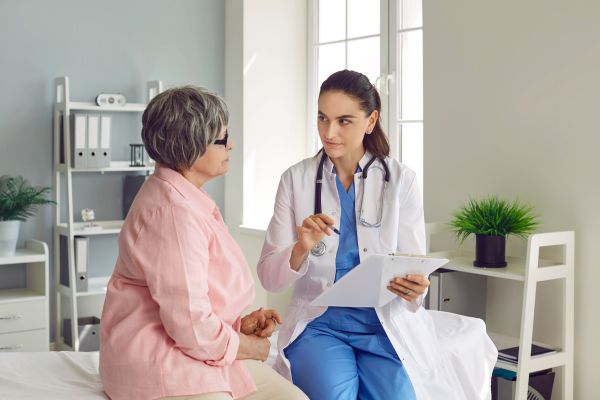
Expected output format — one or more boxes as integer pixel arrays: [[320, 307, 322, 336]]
[[0, 314, 23, 321], [0, 344, 23, 351]]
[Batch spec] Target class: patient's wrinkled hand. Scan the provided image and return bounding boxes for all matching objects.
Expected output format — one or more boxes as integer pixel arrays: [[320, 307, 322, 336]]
[[241, 308, 283, 337], [236, 333, 271, 361], [387, 274, 430, 302]]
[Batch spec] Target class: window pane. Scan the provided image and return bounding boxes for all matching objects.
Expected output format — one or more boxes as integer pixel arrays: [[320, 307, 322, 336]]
[[318, 42, 346, 86], [400, 0, 422, 30], [400, 122, 423, 196], [397, 29, 422, 120], [347, 0, 380, 39], [319, 0, 346, 43], [347, 36, 380, 84]]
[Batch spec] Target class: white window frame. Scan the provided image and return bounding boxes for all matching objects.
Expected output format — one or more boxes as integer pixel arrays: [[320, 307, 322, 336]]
[[308, 0, 423, 190], [307, 0, 384, 154], [389, 0, 424, 194]]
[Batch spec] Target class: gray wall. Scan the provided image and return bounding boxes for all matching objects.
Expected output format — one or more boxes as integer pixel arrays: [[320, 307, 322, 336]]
[[0, 0, 225, 340], [424, 1, 600, 397]]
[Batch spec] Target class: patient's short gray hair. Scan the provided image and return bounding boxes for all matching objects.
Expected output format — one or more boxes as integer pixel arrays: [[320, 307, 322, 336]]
[[141, 86, 229, 172]]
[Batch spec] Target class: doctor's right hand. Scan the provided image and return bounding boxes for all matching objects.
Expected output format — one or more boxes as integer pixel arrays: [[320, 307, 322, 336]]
[[290, 214, 335, 271], [295, 213, 335, 254]]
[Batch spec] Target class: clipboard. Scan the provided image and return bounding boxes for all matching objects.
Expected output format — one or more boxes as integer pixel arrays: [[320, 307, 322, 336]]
[[310, 253, 449, 307]]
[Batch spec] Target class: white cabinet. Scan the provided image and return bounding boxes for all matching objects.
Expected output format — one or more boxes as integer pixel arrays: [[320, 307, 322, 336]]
[[0, 240, 49, 352], [426, 222, 574, 400], [52, 76, 162, 351]]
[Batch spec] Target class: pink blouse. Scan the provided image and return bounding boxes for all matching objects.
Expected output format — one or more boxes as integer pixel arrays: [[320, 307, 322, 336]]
[[100, 165, 256, 400]]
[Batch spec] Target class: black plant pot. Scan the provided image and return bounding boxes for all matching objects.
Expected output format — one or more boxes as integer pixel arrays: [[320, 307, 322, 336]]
[[474, 234, 507, 268]]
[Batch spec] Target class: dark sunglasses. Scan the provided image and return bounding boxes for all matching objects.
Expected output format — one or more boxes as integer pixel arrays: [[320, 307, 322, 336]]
[[213, 131, 229, 147]]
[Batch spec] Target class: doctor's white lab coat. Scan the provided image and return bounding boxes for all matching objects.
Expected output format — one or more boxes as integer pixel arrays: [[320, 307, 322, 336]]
[[257, 152, 498, 400]]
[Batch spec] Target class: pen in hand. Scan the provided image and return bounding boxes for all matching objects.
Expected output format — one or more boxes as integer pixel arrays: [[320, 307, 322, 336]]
[[331, 227, 340, 235]]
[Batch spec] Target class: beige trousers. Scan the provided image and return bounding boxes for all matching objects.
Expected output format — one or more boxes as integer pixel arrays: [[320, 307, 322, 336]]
[[160, 360, 307, 400]]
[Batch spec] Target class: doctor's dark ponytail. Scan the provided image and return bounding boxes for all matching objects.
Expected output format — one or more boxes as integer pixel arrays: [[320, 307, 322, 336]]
[[319, 70, 390, 158]]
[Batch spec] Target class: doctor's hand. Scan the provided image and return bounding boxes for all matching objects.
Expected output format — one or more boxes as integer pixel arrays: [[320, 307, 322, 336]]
[[290, 214, 336, 271], [295, 213, 336, 254], [241, 308, 283, 338], [387, 274, 430, 302]]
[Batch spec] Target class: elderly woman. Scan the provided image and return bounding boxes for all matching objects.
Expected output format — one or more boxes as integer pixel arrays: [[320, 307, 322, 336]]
[[99, 86, 307, 400]]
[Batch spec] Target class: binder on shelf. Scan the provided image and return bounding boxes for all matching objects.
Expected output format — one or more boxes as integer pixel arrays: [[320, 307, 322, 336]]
[[71, 114, 87, 168], [426, 269, 486, 320], [59, 114, 65, 164], [497, 344, 557, 364], [99, 115, 111, 168], [59, 235, 69, 287], [63, 316, 101, 351], [75, 236, 89, 292], [123, 175, 147, 218], [87, 115, 100, 168]]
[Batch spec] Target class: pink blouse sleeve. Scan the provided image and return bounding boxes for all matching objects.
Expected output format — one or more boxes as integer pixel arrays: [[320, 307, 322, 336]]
[[130, 204, 239, 366]]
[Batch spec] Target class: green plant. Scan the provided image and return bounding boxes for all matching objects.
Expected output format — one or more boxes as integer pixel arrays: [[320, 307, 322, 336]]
[[0, 175, 55, 221], [450, 196, 539, 242]]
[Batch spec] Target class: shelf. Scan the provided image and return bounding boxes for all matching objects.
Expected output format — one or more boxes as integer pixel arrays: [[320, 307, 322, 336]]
[[0, 248, 46, 266], [53, 76, 161, 352], [56, 220, 124, 237], [430, 252, 560, 282], [0, 289, 45, 304], [58, 276, 110, 297], [435, 254, 526, 281], [425, 228, 574, 398], [57, 101, 147, 112], [53, 340, 73, 351], [488, 331, 562, 373], [56, 161, 155, 173], [83, 276, 111, 296]]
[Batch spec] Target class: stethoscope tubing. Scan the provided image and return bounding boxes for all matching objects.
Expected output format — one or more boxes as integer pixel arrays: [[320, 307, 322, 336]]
[[310, 151, 390, 257]]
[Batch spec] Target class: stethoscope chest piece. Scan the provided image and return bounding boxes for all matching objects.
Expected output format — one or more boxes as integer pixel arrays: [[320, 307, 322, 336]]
[[311, 241, 326, 257]]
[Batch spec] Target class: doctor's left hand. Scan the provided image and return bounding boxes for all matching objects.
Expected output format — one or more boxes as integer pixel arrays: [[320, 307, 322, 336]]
[[387, 275, 430, 302], [241, 308, 283, 338]]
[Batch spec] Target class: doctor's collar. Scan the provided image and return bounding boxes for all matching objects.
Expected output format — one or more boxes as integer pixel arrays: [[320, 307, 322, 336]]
[[323, 151, 374, 175]]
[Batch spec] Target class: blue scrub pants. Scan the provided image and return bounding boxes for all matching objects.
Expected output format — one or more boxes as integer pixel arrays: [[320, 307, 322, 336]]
[[284, 320, 416, 400]]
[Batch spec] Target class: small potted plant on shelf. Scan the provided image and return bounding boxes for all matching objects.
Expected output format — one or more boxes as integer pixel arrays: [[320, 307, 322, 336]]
[[450, 196, 539, 268], [0, 175, 54, 256]]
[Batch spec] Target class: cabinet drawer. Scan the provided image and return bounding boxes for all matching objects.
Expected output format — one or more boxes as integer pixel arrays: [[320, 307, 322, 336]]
[[0, 300, 46, 334], [0, 329, 48, 352]]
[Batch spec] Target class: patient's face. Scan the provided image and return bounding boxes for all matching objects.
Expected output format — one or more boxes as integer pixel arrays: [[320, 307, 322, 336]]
[[186, 127, 233, 185]]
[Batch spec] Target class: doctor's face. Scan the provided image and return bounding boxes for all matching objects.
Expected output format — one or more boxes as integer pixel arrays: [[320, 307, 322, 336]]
[[317, 90, 377, 161]]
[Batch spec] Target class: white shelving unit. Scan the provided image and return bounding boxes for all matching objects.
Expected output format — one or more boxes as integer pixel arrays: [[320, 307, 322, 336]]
[[53, 76, 162, 351], [0, 240, 49, 352], [426, 223, 574, 400]]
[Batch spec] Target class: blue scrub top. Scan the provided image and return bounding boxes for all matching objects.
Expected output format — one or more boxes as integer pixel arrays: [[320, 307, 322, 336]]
[[308, 169, 381, 334]]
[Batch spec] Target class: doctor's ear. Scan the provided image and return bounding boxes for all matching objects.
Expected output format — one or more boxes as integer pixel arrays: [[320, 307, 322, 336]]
[[366, 110, 379, 134]]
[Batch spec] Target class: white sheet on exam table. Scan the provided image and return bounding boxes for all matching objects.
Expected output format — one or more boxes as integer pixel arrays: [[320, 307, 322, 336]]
[[0, 333, 280, 400]]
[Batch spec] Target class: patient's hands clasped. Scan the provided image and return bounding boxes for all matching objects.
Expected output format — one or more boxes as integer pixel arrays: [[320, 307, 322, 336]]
[[236, 308, 282, 362], [387, 274, 430, 302], [241, 308, 282, 338]]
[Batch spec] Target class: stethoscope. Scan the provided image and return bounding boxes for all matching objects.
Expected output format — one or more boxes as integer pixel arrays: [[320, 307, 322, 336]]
[[310, 152, 391, 257]]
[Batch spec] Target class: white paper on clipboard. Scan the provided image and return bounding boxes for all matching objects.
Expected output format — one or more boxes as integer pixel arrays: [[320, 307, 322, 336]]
[[310, 253, 449, 308]]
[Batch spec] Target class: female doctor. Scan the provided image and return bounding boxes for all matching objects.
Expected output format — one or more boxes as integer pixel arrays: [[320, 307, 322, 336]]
[[257, 70, 497, 400]]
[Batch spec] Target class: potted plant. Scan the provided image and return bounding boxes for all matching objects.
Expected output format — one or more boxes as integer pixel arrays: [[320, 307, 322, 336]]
[[0, 175, 54, 256], [450, 196, 539, 267]]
